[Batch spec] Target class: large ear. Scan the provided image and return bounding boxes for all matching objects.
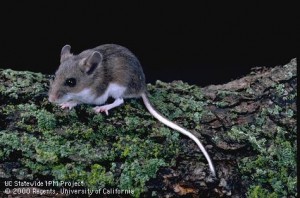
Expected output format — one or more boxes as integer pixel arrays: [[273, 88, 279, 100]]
[[81, 51, 103, 74], [60, 44, 72, 63]]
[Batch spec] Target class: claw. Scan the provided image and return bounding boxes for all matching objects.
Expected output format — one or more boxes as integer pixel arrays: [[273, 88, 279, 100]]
[[59, 101, 78, 110], [93, 106, 109, 115]]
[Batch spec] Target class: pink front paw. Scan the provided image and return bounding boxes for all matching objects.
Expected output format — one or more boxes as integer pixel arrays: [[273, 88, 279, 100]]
[[93, 106, 109, 115], [59, 101, 77, 110]]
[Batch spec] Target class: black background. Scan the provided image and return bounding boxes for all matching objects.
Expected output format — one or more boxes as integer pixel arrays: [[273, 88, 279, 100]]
[[0, 2, 298, 86]]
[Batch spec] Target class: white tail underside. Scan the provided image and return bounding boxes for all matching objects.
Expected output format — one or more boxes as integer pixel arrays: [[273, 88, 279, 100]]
[[141, 93, 216, 176]]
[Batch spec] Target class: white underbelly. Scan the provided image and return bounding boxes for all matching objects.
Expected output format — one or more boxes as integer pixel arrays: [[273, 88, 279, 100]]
[[73, 83, 126, 105]]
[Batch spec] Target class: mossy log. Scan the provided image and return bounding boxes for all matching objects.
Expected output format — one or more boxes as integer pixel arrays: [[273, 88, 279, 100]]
[[0, 59, 297, 197]]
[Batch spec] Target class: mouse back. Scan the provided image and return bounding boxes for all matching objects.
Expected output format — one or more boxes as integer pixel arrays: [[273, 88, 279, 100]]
[[93, 44, 147, 98]]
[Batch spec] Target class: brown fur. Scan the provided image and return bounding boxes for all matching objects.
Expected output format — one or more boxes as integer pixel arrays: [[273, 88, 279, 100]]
[[48, 44, 146, 102]]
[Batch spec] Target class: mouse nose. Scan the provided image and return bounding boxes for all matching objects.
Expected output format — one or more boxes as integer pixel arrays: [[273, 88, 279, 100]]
[[48, 94, 57, 103]]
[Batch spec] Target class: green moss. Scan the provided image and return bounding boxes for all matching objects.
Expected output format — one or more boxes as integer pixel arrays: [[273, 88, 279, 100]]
[[86, 164, 114, 189], [228, 103, 297, 197], [36, 109, 57, 130], [119, 158, 166, 197], [275, 83, 286, 96], [3, 103, 56, 132], [0, 131, 21, 158], [215, 101, 230, 108], [0, 69, 48, 101], [1, 69, 193, 195], [247, 186, 278, 198], [220, 76, 297, 198], [0, 65, 296, 197], [237, 126, 296, 197]]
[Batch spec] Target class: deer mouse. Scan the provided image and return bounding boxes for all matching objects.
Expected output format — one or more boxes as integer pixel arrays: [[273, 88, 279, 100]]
[[48, 44, 216, 176]]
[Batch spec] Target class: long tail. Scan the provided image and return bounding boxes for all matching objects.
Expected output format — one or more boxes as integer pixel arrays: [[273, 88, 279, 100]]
[[141, 93, 216, 176]]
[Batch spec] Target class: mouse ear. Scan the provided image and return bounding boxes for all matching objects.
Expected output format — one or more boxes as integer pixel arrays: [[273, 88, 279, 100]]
[[60, 45, 72, 63], [82, 51, 103, 74]]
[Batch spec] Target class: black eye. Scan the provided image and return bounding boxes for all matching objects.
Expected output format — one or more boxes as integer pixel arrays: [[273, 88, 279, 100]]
[[65, 78, 76, 87]]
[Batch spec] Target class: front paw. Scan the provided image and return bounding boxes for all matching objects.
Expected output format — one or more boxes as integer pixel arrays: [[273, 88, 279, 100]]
[[93, 106, 109, 115], [59, 101, 78, 110]]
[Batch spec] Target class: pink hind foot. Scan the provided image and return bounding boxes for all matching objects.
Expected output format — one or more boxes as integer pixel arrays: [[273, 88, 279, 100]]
[[93, 98, 124, 115]]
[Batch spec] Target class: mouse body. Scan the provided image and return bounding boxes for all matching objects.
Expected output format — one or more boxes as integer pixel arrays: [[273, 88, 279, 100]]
[[48, 44, 216, 176], [49, 44, 146, 112]]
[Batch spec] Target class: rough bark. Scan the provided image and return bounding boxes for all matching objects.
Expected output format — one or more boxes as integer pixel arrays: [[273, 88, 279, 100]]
[[0, 59, 297, 197]]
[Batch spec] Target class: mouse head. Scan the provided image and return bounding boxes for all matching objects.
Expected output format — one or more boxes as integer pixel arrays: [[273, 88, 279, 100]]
[[48, 45, 103, 104]]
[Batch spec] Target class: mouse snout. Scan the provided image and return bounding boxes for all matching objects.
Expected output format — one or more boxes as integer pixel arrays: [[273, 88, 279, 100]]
[[48, 94, 58, 103], [48, 91, 63, 103]]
